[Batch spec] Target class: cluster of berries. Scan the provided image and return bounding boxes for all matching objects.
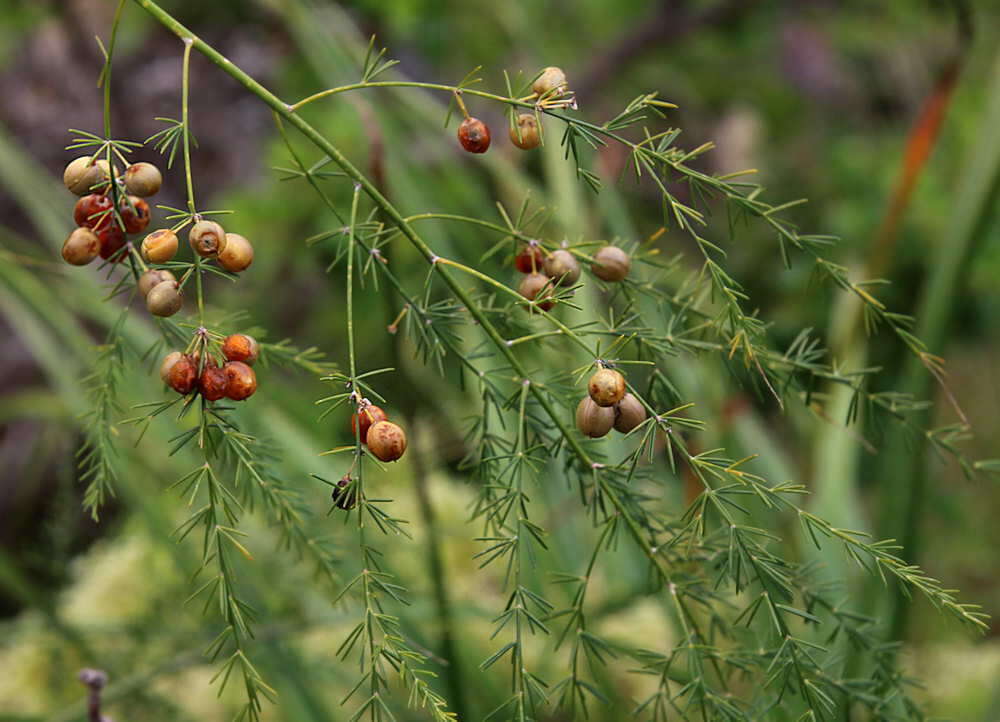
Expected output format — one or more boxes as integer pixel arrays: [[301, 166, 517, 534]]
[[350, 402, 408, 463], [61, 157, 159, 266], [514, 242, 631, 310], [159, 333, 259, 402], [457, 66, 569, 154], [575, 367, 647, 439]]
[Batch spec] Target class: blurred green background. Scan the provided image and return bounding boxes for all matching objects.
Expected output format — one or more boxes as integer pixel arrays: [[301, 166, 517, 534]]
[[1, 0, 999, 719]]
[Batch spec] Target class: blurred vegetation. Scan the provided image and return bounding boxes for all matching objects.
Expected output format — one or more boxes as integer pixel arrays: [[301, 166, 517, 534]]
[[1, 0, 999, 720]]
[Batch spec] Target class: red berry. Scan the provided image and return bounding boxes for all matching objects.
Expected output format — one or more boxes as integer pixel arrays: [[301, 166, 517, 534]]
[[351, 405, 388, 444], [221, 334, 259, 365], [458, 117, 491, 154], [223, 361, 257, 401], [168, 354, 198, 395], [96, 224, 127, 262], [199, 361, 228, 401], [119, 196, 151, 234], [74, 194, 113, 230], [514, 245, 545, 274]]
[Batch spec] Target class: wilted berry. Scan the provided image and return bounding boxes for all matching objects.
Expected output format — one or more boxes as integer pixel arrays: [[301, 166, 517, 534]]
[[63, 156, 111, 195], [146, 280, 182, 317], [218, 232, 254, 273], [532, 66, 568, 97], [61, 227, 100, 266], [576, 397, 614, 438], [189, 220, 227, 258], [223, 361, 257, 401], [518, 272, 555, 312], [141, 229, 178, 264], [509, 114, 540, 150], [514, 244, 545, 274], [222, 334, 259, 365], [591, 246, 631, 282], [123, 162, 162, 197], [199, 361, 228, 402], [138, 269, 176, 298], [458, 117, 491, 154], [119, 196, 151, 234], [74, 194, 113, 230], [544, 249, 581, 286], [331, 475, 358, 510], [168, 354, 198, 395], [367, 420, 407, 462], [588, 368, 626, 407], [614, 393, 647, 433], [351, 404, 388, 444]]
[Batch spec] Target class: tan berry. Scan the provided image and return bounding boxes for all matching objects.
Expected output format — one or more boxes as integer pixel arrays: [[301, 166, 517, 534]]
[[588, 368, 626, 407], [221, 334, 259, 365], [141, 229, 178, 264], [532, 66, 568, 97], [518, 272, 555, 312], [159, 351, 184, 385], [168, 354, 198, 394], [218, 232, 254, 272], [576, 397, 614, 438], [61, 227, 101, 266], [223, 361, 257, 401], [146, 280, 182, 317], [138, 269, 177, 298], [509, 114, 540, 150], [123, 162, 162, 197], [591, 246, 631, 282], [188, 220, 227, 258], [458, 117, 491, 154], [199, 361, 228, 402], [367, 420, 407, 462], [614, 393, 647, 433], [544, 249, 581, 286], [63, 156, 111, 195], [351, 405, 388, 444]]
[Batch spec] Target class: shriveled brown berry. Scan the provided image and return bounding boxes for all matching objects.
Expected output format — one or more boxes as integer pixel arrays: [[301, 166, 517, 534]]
[[509, 114, 540, 150], [576, 397, 614, 438], [218, 233, 254, 273], [532, 66, 568, 97], [221, 334, 259, 365], [367, 420, 407, 462], [119, 196, 151, 234], [223, 361, 257, 401], [199, 362, 228, 402], [514, 244, 545, 274], [589, 368, 626, 407], [518, 272, 555, 312], [63, 156, 111, 195], [146, 280, 182, 317], [141, 229, 178, 264], [544, 249, 581, 286], [123, 162, 162, 197], [168, 354, 198, 395], [351, 405, 388, 444], [458, 116, 491, 154], [138, 269, 177, 298], [188, 220, 227, 258], [61, 227, 100, 266], [331, 475, 358, 510], [74, 194, 113, 230], [159, 351, 183, 385], [591, 246, 631, 282], [96, 224, 127, 262], [614, 393, 647, 433]]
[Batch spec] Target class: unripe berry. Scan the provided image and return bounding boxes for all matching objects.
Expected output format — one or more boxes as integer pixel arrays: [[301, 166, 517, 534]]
[[366, 420, 407, 462], [509, 114, 540, 150], [168, 354, 198, 395], [96, 224, 127, 262], [223, 361, 257, 401], [159, 351, 183, 385], [591, 245, 631, 282], [218, 232, 254, 273], [332, 475, 358, 510], [351, 405, 388, 444], [458, 117, 491, 154], [74, 194, 113, 230], [614, 393, 647, 433], [576, 397, 614, 438], [199, 361, 228, 402], [222, 334, 259, 365], [189, 220, 227, 258], [588, 368, 626, 407], [146, 280, 182, 317], [63, 156, 111, 195], [123, 162, 162, 197], [544, 249, 581, 286], [514, 244, 545, 274], [61, 227, 100, 266], [518, 272, 555, 312], [119, 196, 151, 234], [532, 66, 568, 97], [138, 269, 177, 298], [141, 229, 178, 264]]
